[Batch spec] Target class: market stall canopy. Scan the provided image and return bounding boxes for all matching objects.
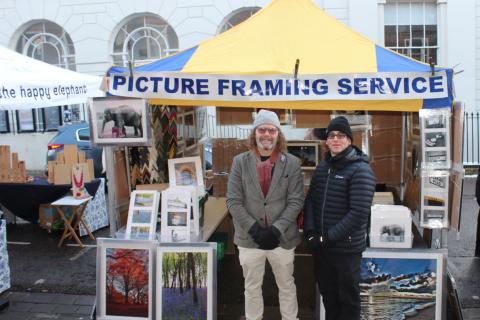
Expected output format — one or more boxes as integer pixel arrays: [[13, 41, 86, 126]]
[[0, 45, 104, 110], [107, 0, 454, 112]]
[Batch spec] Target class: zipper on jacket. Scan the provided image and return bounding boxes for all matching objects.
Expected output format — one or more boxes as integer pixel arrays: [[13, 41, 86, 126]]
[[320, 168, 333, 240]]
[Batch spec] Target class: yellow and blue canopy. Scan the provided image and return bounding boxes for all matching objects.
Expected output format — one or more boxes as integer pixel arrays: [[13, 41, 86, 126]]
[[107, 0, 454, 112]]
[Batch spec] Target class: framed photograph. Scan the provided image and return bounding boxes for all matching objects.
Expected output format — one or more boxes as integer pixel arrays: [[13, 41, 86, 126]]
[[168, 156, 204, 188], [286, 141, 319, 169], [96, 238, 156, 320], [126, 191, 160, 240], [419, 108, 451, 169], [161, 188, 192, 242], [317, 249, 446, 320], [89, 96, 151, 146], [370, 205, 413, 248], [420, 170, 449, 229], [156, 242, 217, 320]]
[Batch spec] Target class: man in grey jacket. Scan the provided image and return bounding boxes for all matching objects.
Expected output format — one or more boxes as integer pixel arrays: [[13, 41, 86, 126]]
[[227, 109, 304, 320]]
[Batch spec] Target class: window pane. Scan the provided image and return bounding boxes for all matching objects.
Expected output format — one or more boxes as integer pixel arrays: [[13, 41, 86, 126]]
[[426, 25, 437, 46], [17, 110, 35, 132], [398, 25, 410, 47], [425, 3, 437, 24], [411, 25, 424, 46], [384, 4, 396, 25], [43, 107, 61, 131], [384, 25, 397, 47], [411, 3, 424, 25], [397, 3, 410, 25], [0, 111, 9, 133], [410, 48, 424, 62]]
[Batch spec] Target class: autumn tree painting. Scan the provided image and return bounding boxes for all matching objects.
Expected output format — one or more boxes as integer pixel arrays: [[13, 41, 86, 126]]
[[106, 248, 150, 317], [161, 251, 209, 319]]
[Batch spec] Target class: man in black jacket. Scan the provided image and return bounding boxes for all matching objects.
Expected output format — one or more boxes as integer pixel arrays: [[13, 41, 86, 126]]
[[303, 116, 376, 320]]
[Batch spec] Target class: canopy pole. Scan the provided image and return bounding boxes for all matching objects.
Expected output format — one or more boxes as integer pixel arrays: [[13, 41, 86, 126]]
[[400, 112, 407, 202]]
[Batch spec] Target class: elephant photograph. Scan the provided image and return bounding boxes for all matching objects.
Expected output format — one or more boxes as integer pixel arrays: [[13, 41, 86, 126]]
[[90, 97, 149, 146]]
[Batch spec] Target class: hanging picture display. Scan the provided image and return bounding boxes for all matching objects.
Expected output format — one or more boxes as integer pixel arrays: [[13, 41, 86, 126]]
[[420, 170, 450, 229], [419, 108, 451, 170], [96, 238, 156, 320], [160, 187, 192, 242], [126, 190, 160, 240], [89, 96, 151, 146], [156, 242, 216, 320]]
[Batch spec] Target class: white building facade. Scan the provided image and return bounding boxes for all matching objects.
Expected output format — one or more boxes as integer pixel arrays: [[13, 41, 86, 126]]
[[0, 0, 476, 170]]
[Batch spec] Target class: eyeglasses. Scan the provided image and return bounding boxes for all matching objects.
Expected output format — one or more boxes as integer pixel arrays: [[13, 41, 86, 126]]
[[327, 132, 347, 140], [256, 127, 278, 135]]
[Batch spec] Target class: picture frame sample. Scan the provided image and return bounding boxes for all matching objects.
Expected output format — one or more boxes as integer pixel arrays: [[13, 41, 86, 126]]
[[370, 205, 413, 248], [89, 96, 151, 146], [161, 188, 192, 243], [156, 242, 217, 320], [419, 108, 451, 169], [96, 238, 156, 320], [286, 141, 319, 169], [420, 170, 449, 229], [168, 156, 204, 188], [126, 191, 160, 240]]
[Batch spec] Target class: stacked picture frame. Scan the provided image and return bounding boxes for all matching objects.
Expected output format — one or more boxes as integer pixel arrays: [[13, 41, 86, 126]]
[[419, 109, 451, 229], [96, 238, 217, 320]]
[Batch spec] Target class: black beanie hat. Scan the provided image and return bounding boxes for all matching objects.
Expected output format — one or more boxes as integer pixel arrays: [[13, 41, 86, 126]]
[[327, 116, 353, 141]]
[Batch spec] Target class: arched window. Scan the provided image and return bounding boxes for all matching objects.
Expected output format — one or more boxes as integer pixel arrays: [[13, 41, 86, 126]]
[[112, 14, 179, 66], [16, 20, 76, 70], [217, 7, 261, 34], [14, 20, 75, 132]]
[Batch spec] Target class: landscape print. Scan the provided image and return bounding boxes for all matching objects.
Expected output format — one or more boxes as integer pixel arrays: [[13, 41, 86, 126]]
[[160, 251, 209, 319], [105, 248, 150, 317], [360, 257, 438, 320]]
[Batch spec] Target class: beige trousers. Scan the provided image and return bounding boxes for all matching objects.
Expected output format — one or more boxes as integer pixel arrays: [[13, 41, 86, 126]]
[[238, 247, 299, 320]]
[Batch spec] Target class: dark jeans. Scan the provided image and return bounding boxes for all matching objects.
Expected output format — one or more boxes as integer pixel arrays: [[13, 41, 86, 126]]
[[313, 249, 362, 320]]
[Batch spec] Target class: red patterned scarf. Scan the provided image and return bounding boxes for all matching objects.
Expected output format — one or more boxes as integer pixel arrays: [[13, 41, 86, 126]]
[[255, 149, 279, 197]]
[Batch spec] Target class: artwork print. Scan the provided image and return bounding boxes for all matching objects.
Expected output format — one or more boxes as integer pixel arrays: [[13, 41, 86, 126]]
[[168, 157, 203, 188], [157, 245, 215, 320], [174, 162, 198, 186], [105, 248, 150, 318], [287, 144, 318, 168], [360, 255, 441, 320]]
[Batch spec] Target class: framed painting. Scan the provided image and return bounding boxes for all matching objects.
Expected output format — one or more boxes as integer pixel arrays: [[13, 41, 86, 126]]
[[318, 249, 446, 320], [96, 238, 156, 320], [160, 187, 192, 243], [126, 191, 160, 240], [89, 97, 151, 146], [156, 242, 217, 320], [168, 156, 203, 188]]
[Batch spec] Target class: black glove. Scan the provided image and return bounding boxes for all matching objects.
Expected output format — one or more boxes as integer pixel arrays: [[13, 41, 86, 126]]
[[248, 222, 264, 244], [258, 226, 281, 250], [304, 230, 322, 250]]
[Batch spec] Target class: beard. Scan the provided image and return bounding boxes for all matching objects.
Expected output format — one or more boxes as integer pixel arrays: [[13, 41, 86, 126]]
[[256, 136, 277, 151]]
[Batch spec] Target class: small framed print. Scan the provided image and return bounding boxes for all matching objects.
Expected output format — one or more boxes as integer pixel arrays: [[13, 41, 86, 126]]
[[420, 108, 451, 169], [370, 205, 413, 248], [89, 97, 151, 146], [156, 242, 217, 320], [168, 156, 204, 188], [420, 170, 449, 229], [126, 191, 160, 240], [287, 141, 319, 169], [161, 188, 192, 242], [96, 238, 156, 320]]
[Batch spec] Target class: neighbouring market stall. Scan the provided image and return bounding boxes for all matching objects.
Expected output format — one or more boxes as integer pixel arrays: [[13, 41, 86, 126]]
[[99, 0, 459, 319], [0, 44, 106, 305]]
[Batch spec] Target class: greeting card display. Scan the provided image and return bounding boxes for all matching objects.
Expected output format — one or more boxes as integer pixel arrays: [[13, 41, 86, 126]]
[[126, 191, 160, 240], [160, 188, 192, 242], [420, 170, 450, 229], [420, 109, 451, 169]]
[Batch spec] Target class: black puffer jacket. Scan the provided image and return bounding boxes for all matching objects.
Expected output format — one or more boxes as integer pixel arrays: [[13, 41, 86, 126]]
[[304, 145, 376, 253]]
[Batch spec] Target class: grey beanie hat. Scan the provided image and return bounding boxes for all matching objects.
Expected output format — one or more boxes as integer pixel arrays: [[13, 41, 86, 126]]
[[253, 109, 281, 129]]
